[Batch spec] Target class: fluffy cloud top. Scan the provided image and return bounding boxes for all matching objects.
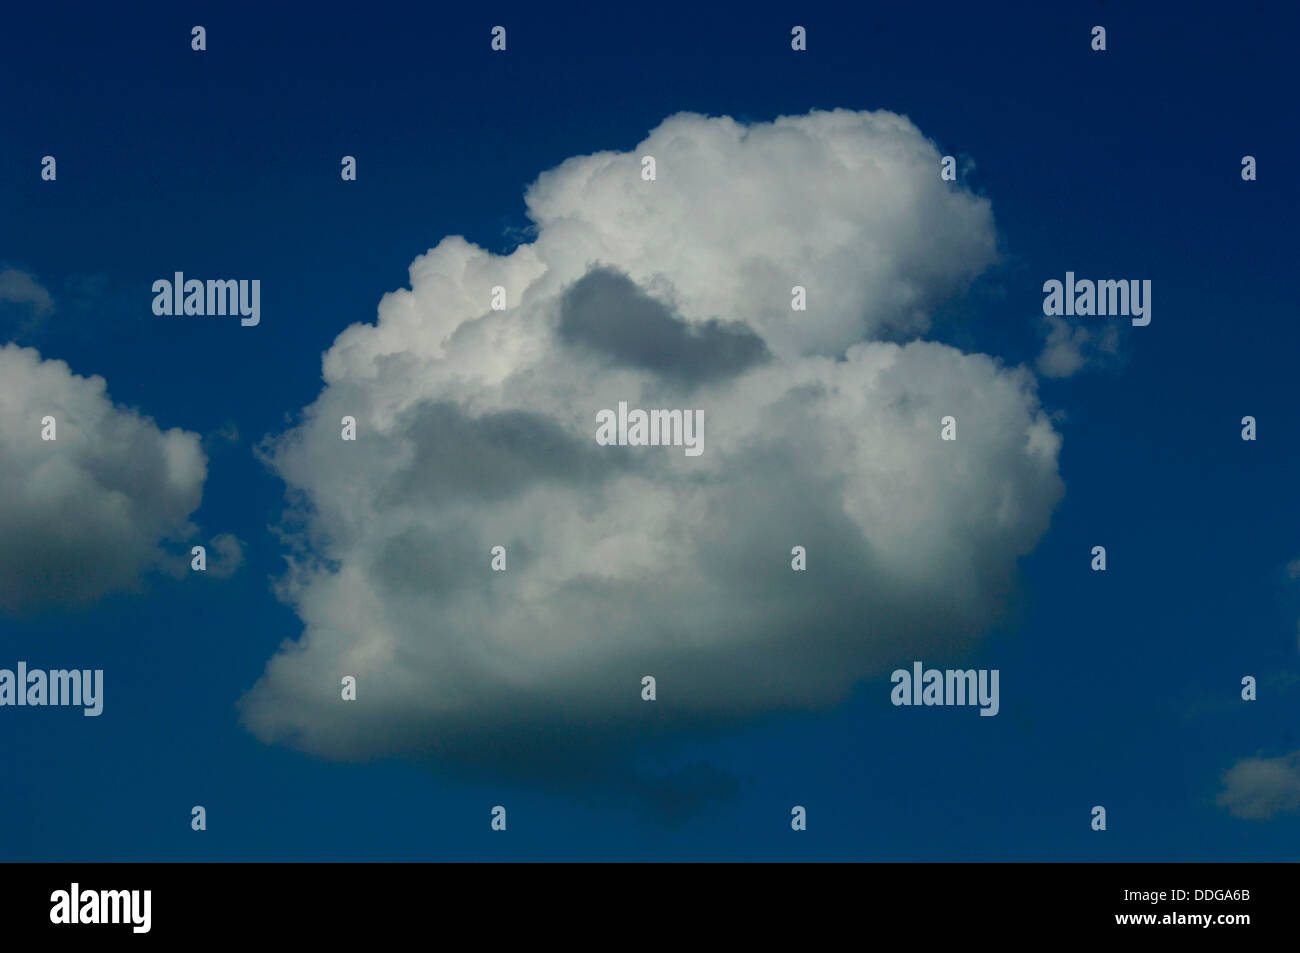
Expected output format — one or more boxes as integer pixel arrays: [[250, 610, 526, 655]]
[[240, 109, 1063, 766], [0, 343, 206, 612]]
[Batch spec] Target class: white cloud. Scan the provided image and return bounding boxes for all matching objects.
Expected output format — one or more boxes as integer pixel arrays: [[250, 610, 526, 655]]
[[0, 343, 207, 612], [1036, 314, 1120, 379], [1217, 751, 1300, 820], [240, 109, 1064, 765], [0, 267, 54, 314], [204, 532, 245, 579]]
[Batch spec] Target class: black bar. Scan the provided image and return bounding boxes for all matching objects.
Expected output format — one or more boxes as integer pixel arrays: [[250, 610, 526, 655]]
[[2, 862, 1280, 940]]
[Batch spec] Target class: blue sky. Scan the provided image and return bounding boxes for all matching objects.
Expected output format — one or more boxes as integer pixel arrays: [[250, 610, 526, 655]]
[[1, 0, 1298, 860]]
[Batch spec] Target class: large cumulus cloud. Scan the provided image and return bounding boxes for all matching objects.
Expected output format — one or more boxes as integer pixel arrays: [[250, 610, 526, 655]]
[[0, 343, 207, 612], [240, 109, 1064, 768]]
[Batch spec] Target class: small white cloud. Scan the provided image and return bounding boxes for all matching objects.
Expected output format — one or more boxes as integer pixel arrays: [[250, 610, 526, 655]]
[[207, 533, 245, 579], [1217, 751, 1300, 820], [216, 420, 241, 444], [1036, 315, 1120, 379], [0, 267, 54, 314]]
